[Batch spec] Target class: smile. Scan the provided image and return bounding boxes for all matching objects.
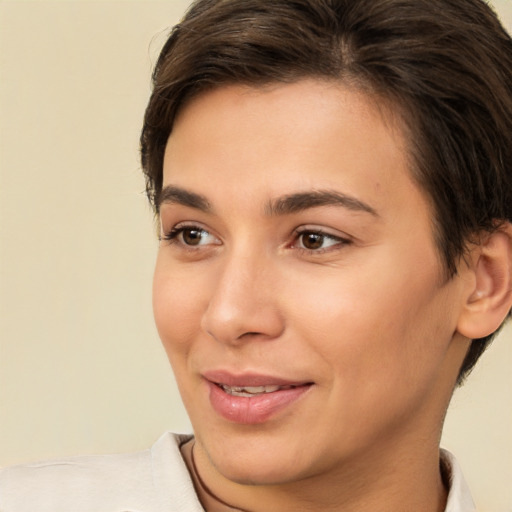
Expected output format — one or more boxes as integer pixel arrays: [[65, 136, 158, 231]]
[[205, 373, 313, 424], [219, 384, 296, 397]]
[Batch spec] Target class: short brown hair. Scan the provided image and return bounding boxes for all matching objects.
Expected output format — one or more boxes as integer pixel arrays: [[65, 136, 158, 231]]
[[140, 0, 512, 384]]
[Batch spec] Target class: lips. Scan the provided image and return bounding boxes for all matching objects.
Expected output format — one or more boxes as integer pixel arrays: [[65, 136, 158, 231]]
[[203, 371, 313, 424]]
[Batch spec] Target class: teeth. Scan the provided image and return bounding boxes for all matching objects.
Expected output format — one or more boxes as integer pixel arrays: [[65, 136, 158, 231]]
[[221, 384, 290, 397]]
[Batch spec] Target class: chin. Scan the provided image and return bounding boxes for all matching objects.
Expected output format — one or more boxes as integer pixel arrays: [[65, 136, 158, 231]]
[[199, 431, 316, 486], [216, 458, 306, 486]]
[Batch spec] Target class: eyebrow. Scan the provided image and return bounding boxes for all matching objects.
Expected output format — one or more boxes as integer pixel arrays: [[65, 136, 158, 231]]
[[157, 185, 378, 217], [265, 190, 378, 217], [157, 185, 212, 213]]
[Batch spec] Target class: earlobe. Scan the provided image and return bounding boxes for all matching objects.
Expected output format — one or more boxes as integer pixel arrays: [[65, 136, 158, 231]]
[[457, 223, 512, 339]]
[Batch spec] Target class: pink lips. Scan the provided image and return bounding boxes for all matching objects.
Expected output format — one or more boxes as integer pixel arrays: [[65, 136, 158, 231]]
[[203, 371, 313, 424]]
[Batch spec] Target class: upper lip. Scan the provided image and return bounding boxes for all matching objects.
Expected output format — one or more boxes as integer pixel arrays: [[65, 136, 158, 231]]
[[202, 370, 313, 388]]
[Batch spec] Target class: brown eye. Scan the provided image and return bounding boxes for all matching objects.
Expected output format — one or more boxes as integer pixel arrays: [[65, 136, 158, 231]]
[[300, 232, 325, 250], [161, 225, 220, 248], [295, 230, 348, 252], [182, 228, 204, 245]]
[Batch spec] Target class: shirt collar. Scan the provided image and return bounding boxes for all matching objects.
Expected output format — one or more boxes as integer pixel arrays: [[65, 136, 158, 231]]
[[441, 449, 476, 512]]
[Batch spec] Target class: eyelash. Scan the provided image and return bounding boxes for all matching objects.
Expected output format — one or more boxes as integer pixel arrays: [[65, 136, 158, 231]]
[[160, 225, 351, 254]]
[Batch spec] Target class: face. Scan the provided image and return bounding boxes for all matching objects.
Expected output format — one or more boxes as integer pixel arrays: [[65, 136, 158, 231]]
[[153, 80, 469, 486]]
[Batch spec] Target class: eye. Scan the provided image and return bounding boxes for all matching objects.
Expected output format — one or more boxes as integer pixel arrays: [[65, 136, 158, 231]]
[[294, 229, 350, 252], [161, 225, 220, 247]]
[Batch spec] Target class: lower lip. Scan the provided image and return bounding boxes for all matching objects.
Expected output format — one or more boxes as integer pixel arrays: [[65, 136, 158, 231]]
[[207, 381, 312, 424]]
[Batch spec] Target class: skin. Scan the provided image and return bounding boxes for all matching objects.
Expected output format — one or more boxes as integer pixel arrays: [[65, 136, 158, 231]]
[[153, 80, 475, 512]]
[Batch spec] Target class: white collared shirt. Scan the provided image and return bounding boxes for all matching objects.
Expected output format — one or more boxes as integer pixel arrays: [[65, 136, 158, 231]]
[[0, 432, 476, 512]]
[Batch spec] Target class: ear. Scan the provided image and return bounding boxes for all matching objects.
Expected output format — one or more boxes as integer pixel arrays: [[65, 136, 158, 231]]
[[457, 222, 512, 339]]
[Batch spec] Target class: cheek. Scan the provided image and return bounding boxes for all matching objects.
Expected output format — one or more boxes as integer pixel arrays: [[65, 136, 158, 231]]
[[286, 253, 451, 380], [152, 257, 205, 357]]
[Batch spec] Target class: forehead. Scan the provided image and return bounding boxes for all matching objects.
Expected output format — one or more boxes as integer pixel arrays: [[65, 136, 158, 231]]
[[164, 80, 415, 207], [172, 80, 404, 143]]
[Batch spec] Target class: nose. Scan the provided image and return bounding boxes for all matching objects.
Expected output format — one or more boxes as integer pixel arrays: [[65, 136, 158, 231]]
[[200, 250, 285, 345]]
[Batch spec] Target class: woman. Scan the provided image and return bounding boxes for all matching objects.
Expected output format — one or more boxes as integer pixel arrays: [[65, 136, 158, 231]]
[[1, 0, 512, 511]]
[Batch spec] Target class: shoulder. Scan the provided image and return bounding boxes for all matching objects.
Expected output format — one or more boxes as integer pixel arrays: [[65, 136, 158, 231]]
[[0, 432, 203, 512]]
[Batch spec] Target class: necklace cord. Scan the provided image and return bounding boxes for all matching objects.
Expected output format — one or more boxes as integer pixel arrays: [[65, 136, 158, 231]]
[[190, 441, 249, 512]]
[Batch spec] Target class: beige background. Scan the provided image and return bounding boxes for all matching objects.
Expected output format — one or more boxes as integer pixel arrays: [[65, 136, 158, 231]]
[[0, 1, 511, 510]]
